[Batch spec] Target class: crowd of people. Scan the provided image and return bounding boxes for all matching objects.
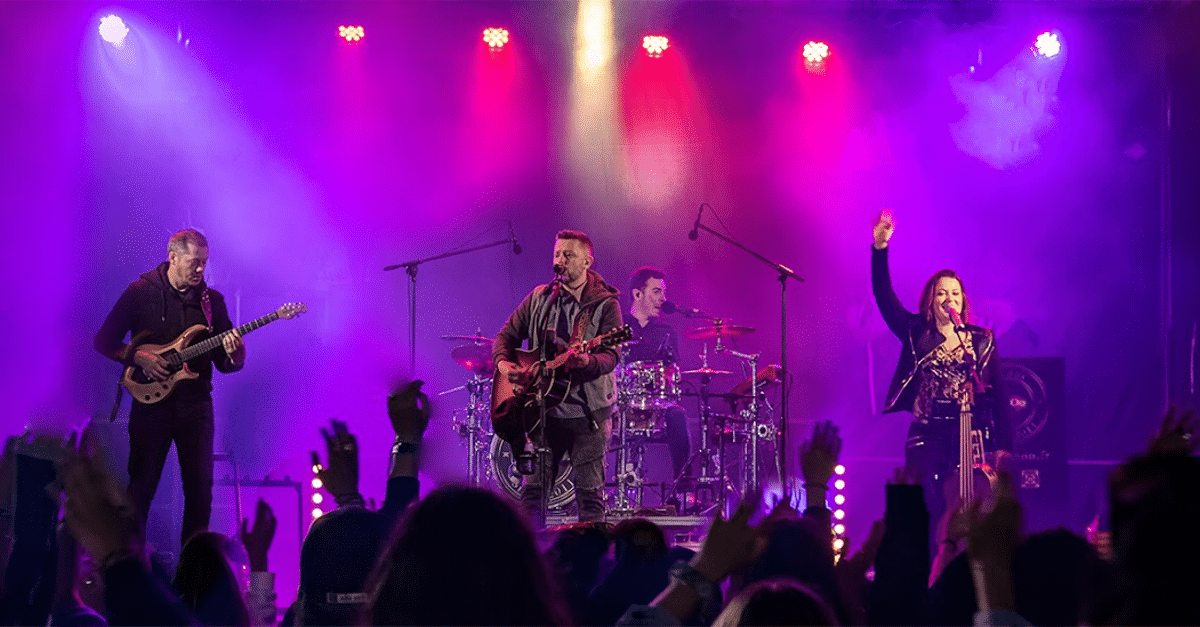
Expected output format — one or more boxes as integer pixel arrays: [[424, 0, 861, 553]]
[[2, 376, 1197, 626]]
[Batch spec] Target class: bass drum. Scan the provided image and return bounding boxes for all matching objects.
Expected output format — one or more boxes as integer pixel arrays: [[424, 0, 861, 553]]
[[489, 434, 575, 510]]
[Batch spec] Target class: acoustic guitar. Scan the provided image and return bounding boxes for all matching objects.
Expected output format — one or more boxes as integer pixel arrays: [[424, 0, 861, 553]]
[[491, 325, 632, 450], [122, 302, 307, 404]]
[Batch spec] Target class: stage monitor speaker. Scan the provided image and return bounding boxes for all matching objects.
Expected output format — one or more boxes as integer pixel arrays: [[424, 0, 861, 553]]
[[998, 357, 1067, 532]]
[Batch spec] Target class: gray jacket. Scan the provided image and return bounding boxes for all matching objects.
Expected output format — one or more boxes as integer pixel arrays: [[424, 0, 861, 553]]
[[493, 269, 622, 418]]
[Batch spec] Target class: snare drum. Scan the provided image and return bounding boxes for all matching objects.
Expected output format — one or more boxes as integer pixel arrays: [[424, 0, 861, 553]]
[[619, 360, 682, 410], [623, 407, 668, 439]]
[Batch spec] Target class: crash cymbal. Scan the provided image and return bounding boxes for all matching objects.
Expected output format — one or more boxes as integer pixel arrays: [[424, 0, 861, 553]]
[[441, 334, 493, 344], [680, 367, 734, 376], [683, 324, 755, 341], [451, 344, 494, 374]]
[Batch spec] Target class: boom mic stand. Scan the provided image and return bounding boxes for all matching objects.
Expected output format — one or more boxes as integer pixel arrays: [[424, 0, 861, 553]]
[[689, 216, 803, 493], [384, 235, 519, 375]]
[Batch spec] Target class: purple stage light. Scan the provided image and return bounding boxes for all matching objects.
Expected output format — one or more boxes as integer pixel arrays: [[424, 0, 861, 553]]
[[483, 27, 509, 49], [338, 25, 365, 43], [1034, 31, 1061, 58], [99, 15, 129, 46], [642, 35, 669, 58]]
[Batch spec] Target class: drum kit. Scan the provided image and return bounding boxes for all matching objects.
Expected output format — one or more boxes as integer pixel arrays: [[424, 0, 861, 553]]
[[440, 319, 783, 516]]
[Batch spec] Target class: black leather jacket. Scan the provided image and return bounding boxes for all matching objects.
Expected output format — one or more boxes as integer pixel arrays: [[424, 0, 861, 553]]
[[871, 246, 997, 416]]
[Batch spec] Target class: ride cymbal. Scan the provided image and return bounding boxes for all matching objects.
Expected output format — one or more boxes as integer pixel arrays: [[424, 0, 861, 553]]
[[451, 344, 495, 374], [683, 325, 755, 341]]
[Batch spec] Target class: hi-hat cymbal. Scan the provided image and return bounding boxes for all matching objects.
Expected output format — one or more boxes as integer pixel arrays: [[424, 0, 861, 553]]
[[683, 324, 755, 341], [680, 367, 733, 376], [441, 334, 493, 344], [451, 344, 494, 374]]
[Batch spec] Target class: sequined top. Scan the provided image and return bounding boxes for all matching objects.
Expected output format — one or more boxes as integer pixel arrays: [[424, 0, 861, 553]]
[[912, 337, 976, 421]]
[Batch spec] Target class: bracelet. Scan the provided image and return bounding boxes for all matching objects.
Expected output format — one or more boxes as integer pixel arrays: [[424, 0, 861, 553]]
[[391, 440, 420, 455], [802, 482, 828, 491]]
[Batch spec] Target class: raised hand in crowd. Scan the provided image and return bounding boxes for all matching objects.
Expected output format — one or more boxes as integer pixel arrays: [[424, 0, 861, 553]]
[[954, 465, 1023, 614], [799, 420, 842, 518], [872, 208, 896, 250], [58, 428, 145, 570], [313, 419, 363, 508], [240, 499, 276, 574], [1147, 406, 1198, 456], [387, 380, 431, 443], [835, 517, 885, 626], [628, 491, 768, 626]]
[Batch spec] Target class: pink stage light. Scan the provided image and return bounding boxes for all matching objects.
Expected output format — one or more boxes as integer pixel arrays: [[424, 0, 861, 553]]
[[801, 41, 831, 75], [338, 25, 365, 43], [99, 15, 129, 46], [483, 27, 510, 49], [642, 35, 669, 58], [1034, 31, 1061, 58]]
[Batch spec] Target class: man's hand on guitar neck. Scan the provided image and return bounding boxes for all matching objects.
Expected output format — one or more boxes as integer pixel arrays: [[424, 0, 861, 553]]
[[563, 349, 591, 371], [134, 349, 170, 381]]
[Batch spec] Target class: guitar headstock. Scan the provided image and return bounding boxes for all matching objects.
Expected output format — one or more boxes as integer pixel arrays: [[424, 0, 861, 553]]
[[277, 302, 308, 319], [600, 325, 633, 347]]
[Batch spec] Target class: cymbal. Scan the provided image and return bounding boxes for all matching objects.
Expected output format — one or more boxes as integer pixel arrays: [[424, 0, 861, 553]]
[[680, 367, 733, 376], [451, 344, 494, 374], [441, 334, 492, 344], [683, 324, 755, 341]]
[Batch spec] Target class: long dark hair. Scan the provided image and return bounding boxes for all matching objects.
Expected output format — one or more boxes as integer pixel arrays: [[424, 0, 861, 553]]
[[918, 269, 971, 325], [173, 531, 251, 627], [365, 485, 571, 626]]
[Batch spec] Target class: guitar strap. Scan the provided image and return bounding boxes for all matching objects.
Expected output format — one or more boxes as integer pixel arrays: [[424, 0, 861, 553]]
[[201, 288, 214, 330]]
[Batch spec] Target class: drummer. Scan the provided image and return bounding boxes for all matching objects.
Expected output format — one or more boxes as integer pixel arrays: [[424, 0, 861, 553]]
[[624, 267, 691, 482]]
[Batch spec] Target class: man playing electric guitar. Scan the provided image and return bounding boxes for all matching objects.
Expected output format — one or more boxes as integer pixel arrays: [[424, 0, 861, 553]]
[[493, 229, 622, 527], [95, 228, 245, 548]]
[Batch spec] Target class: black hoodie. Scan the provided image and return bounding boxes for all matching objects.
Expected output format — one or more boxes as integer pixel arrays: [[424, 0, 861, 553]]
[[95, 261, 241, 398]]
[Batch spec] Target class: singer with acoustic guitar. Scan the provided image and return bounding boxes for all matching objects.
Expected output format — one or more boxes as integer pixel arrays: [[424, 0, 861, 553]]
[[95, 228, 245, 548], [870, 209, 1011, 561], [492, 229, 623, 527]]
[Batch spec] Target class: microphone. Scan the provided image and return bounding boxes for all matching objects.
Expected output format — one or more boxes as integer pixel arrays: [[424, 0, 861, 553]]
[[508, 221, 522, 255], [660, 301, 695, 316], [946, 306, 967, 332], [552, 263, 566, 276], [688, 204, 704, 241]]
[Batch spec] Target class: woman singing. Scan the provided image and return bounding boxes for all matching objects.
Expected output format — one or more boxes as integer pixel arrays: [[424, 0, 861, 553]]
[[870, 209, 1010, 552]]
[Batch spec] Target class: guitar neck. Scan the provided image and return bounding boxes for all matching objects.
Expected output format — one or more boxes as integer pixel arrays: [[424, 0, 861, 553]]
[[176, 313, 279, 362]]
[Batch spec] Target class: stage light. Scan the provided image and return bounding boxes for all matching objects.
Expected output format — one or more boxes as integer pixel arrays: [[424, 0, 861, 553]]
[[833, 537, 845, 551], [834, 479, 845, 490], [1034, 31, 1061, 58], [834, 509, 846, 520], [338, 25, 365, 43], [834, 464, 846, 475], [312, 493, 323, 505], [483, 27, 509, 49], [834, 494, 845, 505], [642, 35, 669, 58], [99, 15, 129, 46], [802, 41, 829, 64], [311, 507, 324, 519], [311, 478, 322, 489], [833, 523, 845, 535]]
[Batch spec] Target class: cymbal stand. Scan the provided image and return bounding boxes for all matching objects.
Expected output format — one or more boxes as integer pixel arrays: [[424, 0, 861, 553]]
[[714, 336, 768, 495]]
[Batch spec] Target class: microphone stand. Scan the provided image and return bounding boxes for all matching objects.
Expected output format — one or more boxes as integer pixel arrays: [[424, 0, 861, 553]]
[[691, 220, 804, 495], [384, 237, 516, 375]]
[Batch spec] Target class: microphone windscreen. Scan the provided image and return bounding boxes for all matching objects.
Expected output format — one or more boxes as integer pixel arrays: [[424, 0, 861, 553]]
[[660, 301, 677, 314]]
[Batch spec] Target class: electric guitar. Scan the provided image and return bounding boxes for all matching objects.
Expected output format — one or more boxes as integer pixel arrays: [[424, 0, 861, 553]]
[[122, 302, 307, 404], [491, 325, 632, 450]]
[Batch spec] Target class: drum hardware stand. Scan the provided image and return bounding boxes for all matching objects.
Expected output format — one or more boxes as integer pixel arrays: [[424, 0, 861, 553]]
[[714, 335, 773, 496], [689, 208, 803, 490], [447, 376, 493, 487]]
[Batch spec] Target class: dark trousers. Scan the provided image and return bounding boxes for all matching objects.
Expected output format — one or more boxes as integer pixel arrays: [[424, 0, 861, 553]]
[[522, 406, 613, 526], [663, 406, 690, 479], [127, 394, 215, 548]]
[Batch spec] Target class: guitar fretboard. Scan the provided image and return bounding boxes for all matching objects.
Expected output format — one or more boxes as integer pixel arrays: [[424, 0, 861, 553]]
[[167, 312, 280, 366]]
